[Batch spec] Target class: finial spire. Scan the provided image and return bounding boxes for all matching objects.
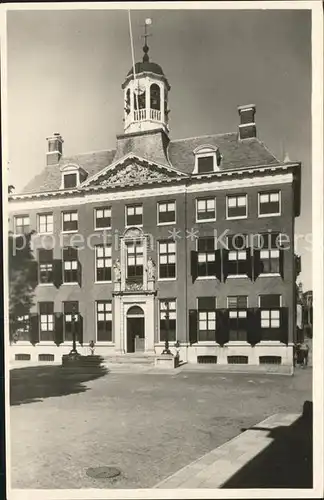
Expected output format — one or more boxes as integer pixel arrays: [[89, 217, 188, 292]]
[[142, 18, 152, 62]]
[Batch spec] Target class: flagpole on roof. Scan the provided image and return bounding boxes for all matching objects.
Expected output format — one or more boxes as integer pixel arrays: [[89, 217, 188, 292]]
[[127, 10, 139, 113]]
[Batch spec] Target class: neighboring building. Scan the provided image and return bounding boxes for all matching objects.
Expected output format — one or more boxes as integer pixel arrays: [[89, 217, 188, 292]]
[[8, 41, 301, 367], [303, 290, 313, 337]]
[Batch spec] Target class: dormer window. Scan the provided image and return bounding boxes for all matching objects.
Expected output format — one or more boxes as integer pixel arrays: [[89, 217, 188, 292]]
[[60, 163, 87, 190], [64, 173, 77, 189], [193, 145, 221, 174]]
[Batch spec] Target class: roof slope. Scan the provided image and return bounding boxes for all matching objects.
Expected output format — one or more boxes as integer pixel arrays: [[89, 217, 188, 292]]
[[168, 133, 279, 174], [20, 131, 280, 195]]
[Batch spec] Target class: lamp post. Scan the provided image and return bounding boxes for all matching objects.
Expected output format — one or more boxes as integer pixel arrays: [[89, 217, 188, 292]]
[[162, 300, 172, 355], [69, 304, 79, 356]]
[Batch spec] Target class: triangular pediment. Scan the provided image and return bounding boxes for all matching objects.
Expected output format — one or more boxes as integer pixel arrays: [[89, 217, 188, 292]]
[[82, 154, 188, 189]]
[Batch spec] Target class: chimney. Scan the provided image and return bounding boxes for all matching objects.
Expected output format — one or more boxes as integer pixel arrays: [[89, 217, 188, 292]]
[[238, 104, 256, 140], [46, 133, 63, 165]]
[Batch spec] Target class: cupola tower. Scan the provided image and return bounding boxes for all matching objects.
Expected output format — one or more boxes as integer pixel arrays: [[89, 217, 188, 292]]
[[122, 20, 171, 135]]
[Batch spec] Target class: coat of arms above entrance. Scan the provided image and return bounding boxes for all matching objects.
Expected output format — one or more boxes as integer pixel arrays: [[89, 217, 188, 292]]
[[83, 156, 187, 189]]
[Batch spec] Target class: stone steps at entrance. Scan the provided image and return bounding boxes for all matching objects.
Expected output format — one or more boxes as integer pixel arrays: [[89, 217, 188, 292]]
[[103, 354, 155, 365]]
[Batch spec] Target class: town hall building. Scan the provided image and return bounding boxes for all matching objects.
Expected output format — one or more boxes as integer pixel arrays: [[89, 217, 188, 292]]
[[8, 39, 301, 368]]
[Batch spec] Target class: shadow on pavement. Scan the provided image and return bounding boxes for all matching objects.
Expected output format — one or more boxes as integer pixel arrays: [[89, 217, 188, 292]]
[[222, 401, 313, 489], [10, 362, 109, 406]]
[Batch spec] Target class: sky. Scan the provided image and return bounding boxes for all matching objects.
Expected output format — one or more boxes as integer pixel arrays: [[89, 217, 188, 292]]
[[6, 8, 312, 289]]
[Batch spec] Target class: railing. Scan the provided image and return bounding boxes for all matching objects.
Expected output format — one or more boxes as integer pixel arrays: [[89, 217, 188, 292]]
[[150, 109, 161, 121], [134, 109, 146, 121]]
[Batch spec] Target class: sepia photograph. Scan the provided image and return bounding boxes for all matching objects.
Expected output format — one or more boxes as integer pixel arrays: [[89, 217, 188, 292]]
[[1, 2, 323, 498]]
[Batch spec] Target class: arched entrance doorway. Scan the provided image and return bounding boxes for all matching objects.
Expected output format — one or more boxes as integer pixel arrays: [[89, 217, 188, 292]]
[[126, 305, 145, 353]]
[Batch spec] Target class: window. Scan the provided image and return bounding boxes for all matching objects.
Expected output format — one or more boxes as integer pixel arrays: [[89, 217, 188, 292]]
[[198, 297, 216, 342], [95, 245, 112, 282], [159, 300, 176, 342], [63, 173, 77, 189], [15, 314, 30, 341], [197, 156, 214, 173], [227, 235, 248, 276], [193, 145, 221, 174], [95, 207, 111, 229], [259, 191, 281, 216], [39, 302, 54, 341], [14, 215, 30, 235], [38, 249, 53, 284], [259, 294, 281, 340], [258, 233, 280, 274], [62, 211, 78, 232], [63, 301, 79, 342], [126, 240, 143, 281], [126, 205, 143, 226], [150, 83, 161, 111], [227, 296, 248, 341], [96, 301, 112, 342], [38, 213, 53, 233], [198, 237, 215, 277], [158, 201, 176, 224], [158, 241, 176, 279], [63, 247, 78, 283], [226, 195, 247, 219], [196, 198, 216, 222]]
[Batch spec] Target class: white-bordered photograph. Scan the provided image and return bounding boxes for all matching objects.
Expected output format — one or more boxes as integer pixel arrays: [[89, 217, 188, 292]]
[[1, 2, 323, 499]]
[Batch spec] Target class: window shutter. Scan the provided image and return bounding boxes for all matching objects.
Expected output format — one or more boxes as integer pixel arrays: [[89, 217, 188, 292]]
[[295, 255, 301, 278], [54, 312, 64, 346], [280, 307, 289, 345], [29, 313, 39, 345], [190, 251, 198, 283], [78, 261, 82, 287], [247, 308, 261, 346], [78, 314, 83, 345], [28, 260, 39, 287], [222, 249, 229, 282], [216, 309, 229, 346], [39, 249, 52, 262], [189, 309, 198, 345], [53, 259, 63, 288], [253, 249, 262, 281], [279, 249, 285, 279], [246, 248, 253, 280], [214, 249, 222, 281]]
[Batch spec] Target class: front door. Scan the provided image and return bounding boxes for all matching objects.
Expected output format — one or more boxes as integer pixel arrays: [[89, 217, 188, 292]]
[[127, 317, 145, 353]]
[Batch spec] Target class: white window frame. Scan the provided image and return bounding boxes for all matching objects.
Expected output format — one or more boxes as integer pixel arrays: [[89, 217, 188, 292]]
[[94, 207, 112, 231], [226, 194, 248, 220], [196, 297, 217, 344], [258, 294, 282, 308], [61, 210, 78, 233], [95, 300, 114, 344], [158, 298, 177, 344], [157, 240, 177, 281], [195, 197, 216, 223], [226, 235, 249, 279], [94, 245, 112, 284], [195, 236, 217, 280], [125, 204, 143, 228], [226, 296, 249, 309], [60, 164, 81, 190], [226, 296, 249, 344], [14, 215, 30, 235], [258, 191, 281, 218], [157, 201, 176, 226], [37, 213, 54, 234], [193, 145, 220, 175]]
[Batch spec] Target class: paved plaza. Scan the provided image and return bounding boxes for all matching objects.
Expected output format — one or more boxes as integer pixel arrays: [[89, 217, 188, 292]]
[[10, 364, 311, 489]]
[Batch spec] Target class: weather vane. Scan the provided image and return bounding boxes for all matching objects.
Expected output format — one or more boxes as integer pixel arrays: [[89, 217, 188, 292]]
[[142, 18, 152, 62]]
